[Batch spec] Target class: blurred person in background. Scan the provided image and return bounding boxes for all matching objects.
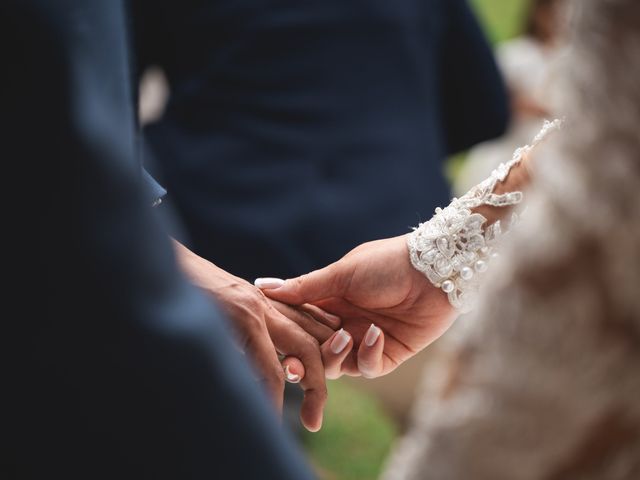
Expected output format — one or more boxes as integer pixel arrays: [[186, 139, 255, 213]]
[[455, 0, 567, 195], [131, 0, 509, 283], [131, 0, 510, 432]]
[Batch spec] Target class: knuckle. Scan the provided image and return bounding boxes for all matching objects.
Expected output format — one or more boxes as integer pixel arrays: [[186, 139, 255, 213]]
[[315, 384, 328, 402], [262, 362, 285, 388], [294, 274, 308, 289], [273, 365, 286, 386], [243, 323, 269, 352], [295, 333, 320, 359], [244, 312, 264, 331], [244, 291, 264, 312], [301, 332, 320, 349], [327, 263, 348, 292]]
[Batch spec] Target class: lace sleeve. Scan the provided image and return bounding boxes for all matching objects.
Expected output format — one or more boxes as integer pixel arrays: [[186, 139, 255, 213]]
[[383, 177, 640, 479], [407, 120, 561, 312]]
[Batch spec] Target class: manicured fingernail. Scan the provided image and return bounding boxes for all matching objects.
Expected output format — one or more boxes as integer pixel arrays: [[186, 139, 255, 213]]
[[364, 324, 381, 347], [284, 364, 300, 383], [330, 329, 351, 354], [254, 277, 285, 289]]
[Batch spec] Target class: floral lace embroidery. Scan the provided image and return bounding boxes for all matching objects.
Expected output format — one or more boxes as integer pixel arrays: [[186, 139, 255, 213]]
[[407, 119, 561, 312]]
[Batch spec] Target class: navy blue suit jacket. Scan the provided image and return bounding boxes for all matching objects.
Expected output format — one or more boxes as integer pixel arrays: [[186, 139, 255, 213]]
[[133, 0, 509, 281], [3, 1, 313, 478]]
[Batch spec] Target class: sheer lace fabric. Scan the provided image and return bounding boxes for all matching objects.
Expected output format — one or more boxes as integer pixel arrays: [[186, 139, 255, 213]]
[[408, 120, 560, 312]]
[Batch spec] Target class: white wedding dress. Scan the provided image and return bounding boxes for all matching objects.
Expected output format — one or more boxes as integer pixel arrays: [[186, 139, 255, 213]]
[[383, 0, 640, 478]]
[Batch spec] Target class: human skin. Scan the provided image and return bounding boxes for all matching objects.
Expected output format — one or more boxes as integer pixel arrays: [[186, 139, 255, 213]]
[[173, 241, 353, 431], [260, 154, 533, 378]]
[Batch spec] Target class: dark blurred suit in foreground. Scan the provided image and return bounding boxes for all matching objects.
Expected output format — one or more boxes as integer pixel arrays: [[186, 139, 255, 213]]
[[2, 1, 314, 478], [133, 0, 509, 280]]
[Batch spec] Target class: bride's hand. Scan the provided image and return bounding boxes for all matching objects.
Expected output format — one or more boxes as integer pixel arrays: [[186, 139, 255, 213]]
[[257, 235, 455, 378], [258, 130, 543, 379]]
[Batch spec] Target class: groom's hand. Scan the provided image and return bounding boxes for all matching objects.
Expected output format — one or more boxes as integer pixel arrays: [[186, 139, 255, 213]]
[[258, 235, 455, 378], [173, 241, 339, 431]]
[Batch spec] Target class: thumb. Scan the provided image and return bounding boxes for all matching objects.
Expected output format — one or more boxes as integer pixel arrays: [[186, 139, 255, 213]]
[[255, 264, 347, 305]]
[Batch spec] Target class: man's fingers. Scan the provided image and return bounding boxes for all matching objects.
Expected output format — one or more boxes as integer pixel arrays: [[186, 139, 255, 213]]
[[298, 359, 328, 432], [299, 303, 342, 330], [267, 312, 328, 432], [245, 326, 285, 413], [357, 323, 385, 378], [321, 329, 354, 380], [269, 300, 337, 343], [255, 263, 348, 305]]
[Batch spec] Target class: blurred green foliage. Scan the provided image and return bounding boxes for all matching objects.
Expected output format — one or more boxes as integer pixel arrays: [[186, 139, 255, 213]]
[[471, 0, 529, 44], [304, 1, 530, 479], [303, 381, 397, 480]]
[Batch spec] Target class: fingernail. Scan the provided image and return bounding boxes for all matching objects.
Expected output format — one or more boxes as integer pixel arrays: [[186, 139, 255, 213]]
[[330, 329, 351, 354], [364, 324, 381, 347], [284, 364, 300, 384], [254, 277, 285, 289]]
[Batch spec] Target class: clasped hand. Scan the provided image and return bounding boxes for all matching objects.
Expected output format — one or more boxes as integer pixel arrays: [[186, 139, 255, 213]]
[[176, 235, 456, 432], [174, 241, 357, 432], [258, 235, 455, 379]]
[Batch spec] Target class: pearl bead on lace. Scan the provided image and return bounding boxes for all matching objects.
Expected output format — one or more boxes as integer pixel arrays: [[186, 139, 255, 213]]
[[460, 267, 474, 280], [407, 119, 562, 312], [442, 280, 455, 293], [475, 260, 488, 273]]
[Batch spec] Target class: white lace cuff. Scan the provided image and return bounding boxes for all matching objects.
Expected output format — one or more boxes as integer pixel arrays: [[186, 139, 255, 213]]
[[407, 120, 561, 312]]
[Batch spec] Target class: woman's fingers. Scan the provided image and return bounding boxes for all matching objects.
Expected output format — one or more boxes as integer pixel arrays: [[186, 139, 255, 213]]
[[243, 323, 286, 413], [281, 356, 305, 384], [255, 262, 349, 305], [269, 300, 337, 343], [321, 329, 354, 379], [357, 324, 385, 378]]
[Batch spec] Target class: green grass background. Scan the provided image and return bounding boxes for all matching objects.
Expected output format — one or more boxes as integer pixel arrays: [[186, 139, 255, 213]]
[[303, 1, 529, 479]]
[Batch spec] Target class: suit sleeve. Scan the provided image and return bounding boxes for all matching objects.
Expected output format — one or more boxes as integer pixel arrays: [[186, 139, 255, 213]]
[[439, 0, 510, 155], [3, 1, 314, 479]]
